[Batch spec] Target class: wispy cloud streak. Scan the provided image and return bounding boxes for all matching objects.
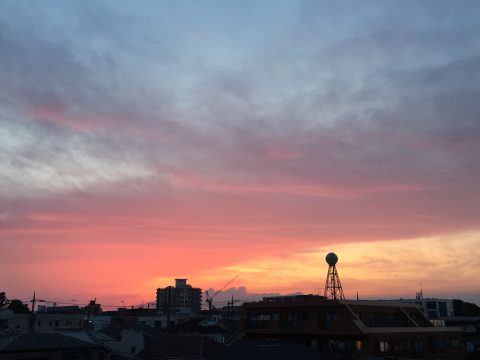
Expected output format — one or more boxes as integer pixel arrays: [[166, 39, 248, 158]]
[[1, 0, 480, 303]]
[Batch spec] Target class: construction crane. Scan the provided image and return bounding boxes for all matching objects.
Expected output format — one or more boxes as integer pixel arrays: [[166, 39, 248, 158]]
[[205, 275, 238, 310]]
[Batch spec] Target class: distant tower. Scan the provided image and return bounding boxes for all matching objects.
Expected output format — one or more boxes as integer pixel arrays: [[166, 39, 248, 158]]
[[324, 252, 345, 300]]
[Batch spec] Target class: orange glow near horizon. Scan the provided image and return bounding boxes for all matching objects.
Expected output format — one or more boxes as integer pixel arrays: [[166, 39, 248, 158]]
[[3, 228, 479, 307]]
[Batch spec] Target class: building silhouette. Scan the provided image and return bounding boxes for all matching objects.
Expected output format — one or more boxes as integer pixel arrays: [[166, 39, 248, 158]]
[[156, 279, 202, 314], [242, 297, 464, 359]]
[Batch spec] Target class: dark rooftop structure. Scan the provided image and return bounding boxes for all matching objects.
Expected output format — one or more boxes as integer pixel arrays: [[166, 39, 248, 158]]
[[224, 339, 327, 360], [138, 333, 224, 360], [100, 323, 161, 341], [0, 333, 109, 360], [37, 305, 82, 314]]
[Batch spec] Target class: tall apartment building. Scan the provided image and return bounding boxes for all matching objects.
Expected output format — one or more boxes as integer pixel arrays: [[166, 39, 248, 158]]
[[156, 279, 202, 314]]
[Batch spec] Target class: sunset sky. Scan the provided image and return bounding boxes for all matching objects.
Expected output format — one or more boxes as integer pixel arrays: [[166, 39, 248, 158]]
[[1, 1, 480, 308]]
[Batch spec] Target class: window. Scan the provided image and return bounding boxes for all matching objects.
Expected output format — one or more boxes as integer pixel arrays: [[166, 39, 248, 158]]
[[394, 340, 410, 353], [414, 339, 424, 354], [256, 314, 272, 321], [249, 314, 272, 321], [438, 302, 447, 317], [278, 312, 309, 329], [433, 338, 445, 352], [324, 312, 338, 329], [379, 341, 390, 353], [426, 301, 437, 309], [326, 312, 338, 320], [355, 341, 363, 351], [247, 313, 273, 329]]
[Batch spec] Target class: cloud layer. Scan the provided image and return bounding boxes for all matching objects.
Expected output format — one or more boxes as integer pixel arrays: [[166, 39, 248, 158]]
[[1, 0, 480, 305]]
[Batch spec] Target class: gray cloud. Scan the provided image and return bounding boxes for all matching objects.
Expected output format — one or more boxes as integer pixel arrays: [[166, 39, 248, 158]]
[[1, 0, 480, 245]]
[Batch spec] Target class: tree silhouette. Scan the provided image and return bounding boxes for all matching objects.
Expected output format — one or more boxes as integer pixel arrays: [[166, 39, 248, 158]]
[[8, 299, 30, 314], [0, 292, 10, 308]]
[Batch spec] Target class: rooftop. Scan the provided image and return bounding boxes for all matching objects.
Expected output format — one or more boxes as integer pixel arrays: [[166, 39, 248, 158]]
[[0, 333, 105, 352]]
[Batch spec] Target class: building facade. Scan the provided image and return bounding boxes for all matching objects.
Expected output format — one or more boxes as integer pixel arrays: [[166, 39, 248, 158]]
[[391, 297, 455, 319], [156, 279, 202, 314], [242, 297, 464, 360]]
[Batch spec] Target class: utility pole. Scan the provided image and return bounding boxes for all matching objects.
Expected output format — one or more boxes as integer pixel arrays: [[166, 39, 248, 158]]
[[29, 292, 45, 334], [29, 292, 36, 334], [227, 296, 239, 320]]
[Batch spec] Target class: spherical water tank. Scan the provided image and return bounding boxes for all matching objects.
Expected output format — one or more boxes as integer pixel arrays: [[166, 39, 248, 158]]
[[325, 252, 338, 266]]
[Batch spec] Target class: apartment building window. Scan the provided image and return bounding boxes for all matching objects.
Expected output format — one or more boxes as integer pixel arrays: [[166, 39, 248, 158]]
[[284, 312, 308, 329], [247, 313, 274, 329], [438, 302, 448, 317], [355, 341, 364, 351], [256, 314, 273, 321], [325, 312, 338, 329], [413, 339, 424, 354], [426, 301, 437, 309], [379, 340, 390, 353], [393, 339, 411, 353], [432, 338, 445, 352]]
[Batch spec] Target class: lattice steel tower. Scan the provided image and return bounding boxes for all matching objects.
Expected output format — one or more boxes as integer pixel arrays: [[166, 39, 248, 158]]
[[324, 252, 345, 300]]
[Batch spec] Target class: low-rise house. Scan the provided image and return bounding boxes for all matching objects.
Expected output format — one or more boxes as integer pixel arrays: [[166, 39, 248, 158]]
[[137, 333, 224, 360], [167, 315, 240, 345], [0, 309, 29, 342], [35, 314, 84, 333], [0, 333, 110, 360], [96, 324, 161, 358]]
